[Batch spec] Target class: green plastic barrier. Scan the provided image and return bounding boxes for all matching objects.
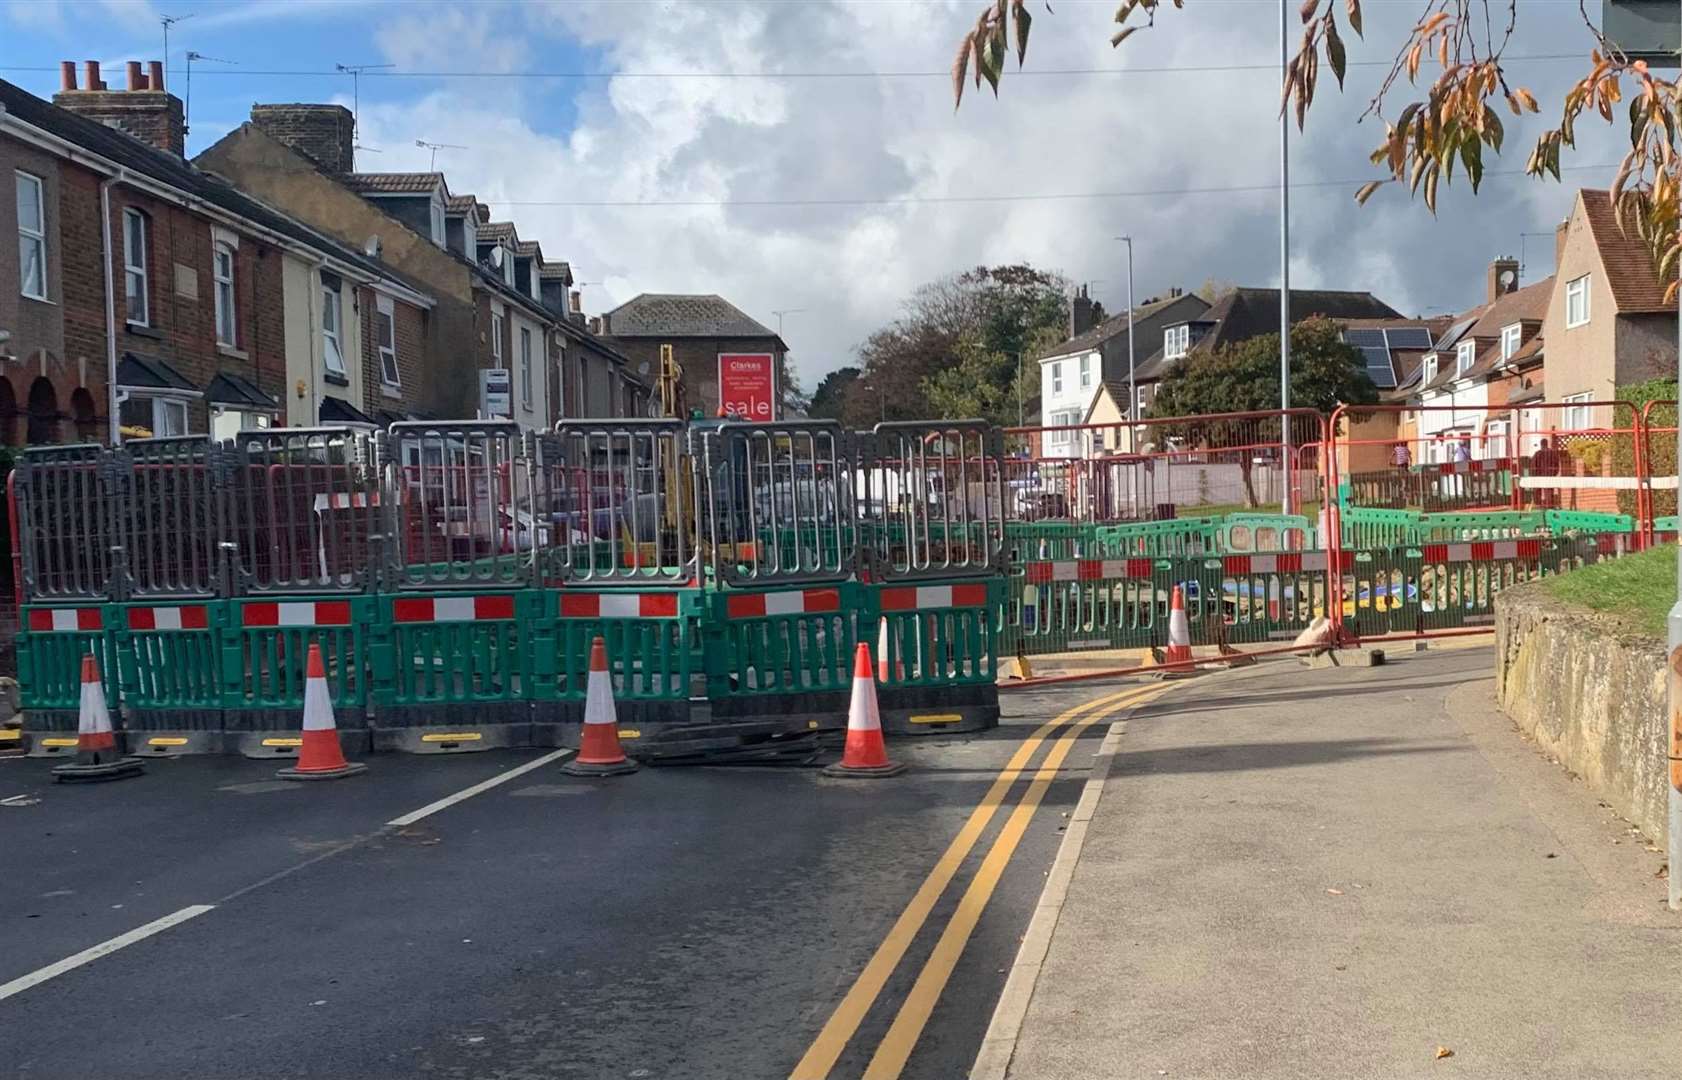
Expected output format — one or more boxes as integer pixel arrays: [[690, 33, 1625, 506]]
[[15, 604, 118, 751], [1340, 507, 1419, 549], [1093, 517, 1221, 558], [544, 587, 702, 702], [1543, 509, 1634, 534], [1220, 514, 1314, 554], [224, 596, 373, 712], [1001, 559, 1165, 656], [706, 582, 859, 698], [1415, 511, 1543, 542]]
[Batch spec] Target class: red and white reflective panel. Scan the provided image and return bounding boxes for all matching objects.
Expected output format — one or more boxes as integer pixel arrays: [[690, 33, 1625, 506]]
[[127, 605, 210, 631], [1023, 559, 1154, 584], [393, 595, 516, 623], [561, 592, 681, 619], [241, 601, 353, 627], [1433, 460, 1488, 475], [26, 608, 103, 632], [1221, 552, 1329, 575], [725, 588, 840, 619], [1420, 539, 1543, 564], [313, 492, 380, 510], [879, 583, 990, 611]]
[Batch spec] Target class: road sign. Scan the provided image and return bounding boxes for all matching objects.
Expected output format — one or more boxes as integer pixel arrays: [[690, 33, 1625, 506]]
[[480, 368, 511, 418], [718, 353, 776, 422], [1604, 0, 1680, 65]]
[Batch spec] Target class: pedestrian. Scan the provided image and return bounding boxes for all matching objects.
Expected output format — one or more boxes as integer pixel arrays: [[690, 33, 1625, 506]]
[[1390, 440, 1411, 469], [1530, 436, 1563, 510], [1453, 436, 1472, 464]]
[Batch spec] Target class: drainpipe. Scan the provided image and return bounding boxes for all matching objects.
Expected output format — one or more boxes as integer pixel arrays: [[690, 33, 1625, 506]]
[[99, 171, 125, 445]]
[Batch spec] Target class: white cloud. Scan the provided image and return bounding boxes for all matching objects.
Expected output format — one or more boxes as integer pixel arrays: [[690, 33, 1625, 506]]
[[345, 0, 1616, 389]]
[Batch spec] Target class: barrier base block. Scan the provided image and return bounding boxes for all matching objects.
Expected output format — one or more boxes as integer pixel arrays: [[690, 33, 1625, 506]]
[[127, 720, 223, 757], [229, 722, 371, 760], [879, 684, 999, 736], [22, 710, 81, 758], [53, 757, 146, 783]]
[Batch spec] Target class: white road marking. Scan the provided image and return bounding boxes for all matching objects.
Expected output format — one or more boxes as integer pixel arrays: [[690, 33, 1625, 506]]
[[0, 905, 215, 1003], [386, 749, 573, 827]]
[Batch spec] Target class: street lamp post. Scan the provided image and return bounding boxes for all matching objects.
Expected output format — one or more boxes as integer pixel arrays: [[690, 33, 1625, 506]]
[[1279, 0, 1294, 517]]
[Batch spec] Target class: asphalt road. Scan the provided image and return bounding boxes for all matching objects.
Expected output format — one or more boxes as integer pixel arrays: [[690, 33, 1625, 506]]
[[0, 680, 1158, 1079]]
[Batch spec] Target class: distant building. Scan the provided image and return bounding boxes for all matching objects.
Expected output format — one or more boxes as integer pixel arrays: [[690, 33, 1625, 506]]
[[598, 294, 788, 418]]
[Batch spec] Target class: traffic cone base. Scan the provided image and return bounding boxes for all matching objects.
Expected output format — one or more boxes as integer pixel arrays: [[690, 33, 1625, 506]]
[[278, 642, 366, 782], [562, 635, 639, 777], [825, 642, 905, 779], [54, 653, 144, 783]]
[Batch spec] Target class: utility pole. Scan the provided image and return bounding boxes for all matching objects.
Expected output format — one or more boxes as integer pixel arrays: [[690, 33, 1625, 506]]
[[1278, 0, 1294, 517], [1116, 237, 1137, 452]]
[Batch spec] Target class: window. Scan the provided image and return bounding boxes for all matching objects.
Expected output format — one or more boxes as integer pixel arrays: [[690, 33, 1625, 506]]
[[1079, 355, 1092, 389], [519, 325, 533, 407], [211, 408, 271, 442], [119, 396, 189, 438], [1455, 340, 1475, 375], [321, 277, 345, 378], [376, 295, 400, 389], [1136, 386, 1148, 421], [491, 311, 505, 369], [1564, 392, 1593, 430], [1051, 361, 1062, 395], [1164, 324, 1190, 360], [213, 241, 236, 346], [1565, 274, 1590, 328], [16, 171, 45, 300], [501, 247, 515, 287], [1422, 353, 1438, 383], [1485, 419, 1508, 460], [123, 208, 148, 325], [430, 198, 446, 246], [1500, 323, 1521, 361], [1047, 408, 1080, 448]]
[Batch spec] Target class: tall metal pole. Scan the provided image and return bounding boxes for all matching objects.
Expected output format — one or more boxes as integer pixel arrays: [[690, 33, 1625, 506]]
[[1124, 237, 1137, 448], [1279, 0, 1294, 517]]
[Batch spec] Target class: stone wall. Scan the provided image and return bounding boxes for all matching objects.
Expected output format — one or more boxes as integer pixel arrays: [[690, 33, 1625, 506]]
[[1494, 584, 1670, 842]]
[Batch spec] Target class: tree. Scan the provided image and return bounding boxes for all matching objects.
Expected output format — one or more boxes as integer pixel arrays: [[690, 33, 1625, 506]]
[[846, 264, 1071, 424], [1147, 317, 1377, 506], [950, 1, 1679, 302], [921, 335, 1038, 427], [807, 366, 861, 421]]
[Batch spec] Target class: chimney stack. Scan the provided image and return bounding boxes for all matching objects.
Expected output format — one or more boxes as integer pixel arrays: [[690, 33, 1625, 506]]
[[588, 316, 603, 335], [1069, 283, 1097, 338], [249, 104, 356, 175], [569, 290, 582, 315], [1555, 218, 1570, 275], [1486, 256, 1520, 303], [54, 59, 184, 156]]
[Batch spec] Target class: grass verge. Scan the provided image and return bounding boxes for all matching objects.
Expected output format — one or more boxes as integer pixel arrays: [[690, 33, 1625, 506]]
[[1540, 543, 1677, 637]]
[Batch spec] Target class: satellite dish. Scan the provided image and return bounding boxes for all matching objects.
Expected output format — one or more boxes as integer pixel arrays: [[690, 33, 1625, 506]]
[[638, 361, 651, 375]]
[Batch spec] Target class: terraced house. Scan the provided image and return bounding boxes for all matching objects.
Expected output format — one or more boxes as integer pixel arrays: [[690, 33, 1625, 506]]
[[0, 64, 433, 442], [198, 104, 648, 428]]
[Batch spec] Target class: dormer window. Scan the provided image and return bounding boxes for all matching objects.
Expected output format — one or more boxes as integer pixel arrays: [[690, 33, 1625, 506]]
[[1500, 323, 1521, 360], [1422, 353, 1438, 383], [1455, 340, 1475, 375], [1163, 324, 1190, 360]]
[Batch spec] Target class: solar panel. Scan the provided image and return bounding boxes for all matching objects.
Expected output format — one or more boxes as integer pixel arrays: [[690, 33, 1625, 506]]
[[1358, 345, 1396, 388], [1384, 327, 1434, 349], [1434, 317, 1476, 352], [1343, 328, 1387, 347]]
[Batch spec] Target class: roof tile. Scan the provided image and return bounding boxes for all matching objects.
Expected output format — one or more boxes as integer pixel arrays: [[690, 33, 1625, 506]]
[[1580, 189, 1676, 313]]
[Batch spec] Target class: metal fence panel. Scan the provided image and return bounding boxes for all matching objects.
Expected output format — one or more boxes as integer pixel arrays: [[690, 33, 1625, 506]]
[[540, 420, 693, 585], [117, 436, 220, 598], [387, 421, 535, 589], [225, 427, 381, 595], [16, 445, 119, 601], [860, 421, 1003, 581], [697, 420, 855, 586]]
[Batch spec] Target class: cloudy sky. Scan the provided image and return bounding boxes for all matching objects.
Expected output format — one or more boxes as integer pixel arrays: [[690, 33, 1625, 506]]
[[0, 0, 1635, 389]]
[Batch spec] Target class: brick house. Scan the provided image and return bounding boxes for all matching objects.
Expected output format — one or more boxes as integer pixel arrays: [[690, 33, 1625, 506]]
[[0, 65, 433, 442], [199, 106, 647, 427], [598, 294, 788, 419]]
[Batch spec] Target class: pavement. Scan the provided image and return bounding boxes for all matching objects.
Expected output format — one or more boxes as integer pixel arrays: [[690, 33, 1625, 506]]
[[990, 646, 1682, 1080], [0, 680, 1165, 1079]]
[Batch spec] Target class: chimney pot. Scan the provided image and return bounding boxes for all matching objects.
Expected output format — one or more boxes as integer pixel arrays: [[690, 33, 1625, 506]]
[[60, 61, 77, 92], [148, 61, 165, 93], [126, 61, 144, 91], [588, 316, 602, 335], [569, 289, 582, 315], [84, 60, 101, 91]]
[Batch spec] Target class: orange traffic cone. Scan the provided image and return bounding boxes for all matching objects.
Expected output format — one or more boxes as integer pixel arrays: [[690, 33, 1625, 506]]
[[562, 636, 638, 777], [53, 652, 144, 783], [277, 642, 366, 781], [877, 618, 907, 684], [824, 643, 906, 778], [1158, 585, 1197, 678]]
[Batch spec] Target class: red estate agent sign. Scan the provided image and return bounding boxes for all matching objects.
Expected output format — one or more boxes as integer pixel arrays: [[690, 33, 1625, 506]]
[[717, 353, 777, 421]]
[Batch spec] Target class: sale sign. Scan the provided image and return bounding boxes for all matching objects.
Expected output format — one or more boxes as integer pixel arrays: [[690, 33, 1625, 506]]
[[717, 353, 777, 422]]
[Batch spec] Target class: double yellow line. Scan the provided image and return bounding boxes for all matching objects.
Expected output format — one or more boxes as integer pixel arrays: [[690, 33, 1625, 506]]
[[791, 680, 1169, 1079]]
